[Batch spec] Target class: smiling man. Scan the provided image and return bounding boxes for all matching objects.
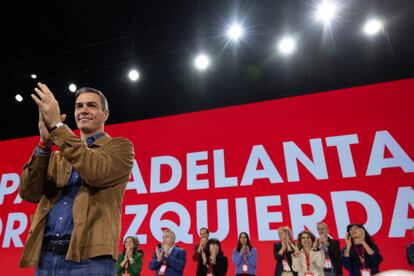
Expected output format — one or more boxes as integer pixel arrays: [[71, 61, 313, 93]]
[[18, 83, 135, 275], [149, 229, 186, 276]]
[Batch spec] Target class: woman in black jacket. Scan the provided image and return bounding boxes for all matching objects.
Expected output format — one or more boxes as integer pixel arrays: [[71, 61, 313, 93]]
[[197, 238, 228, 276], [341, 223, 383, 276], [274, 226, 297, 276]]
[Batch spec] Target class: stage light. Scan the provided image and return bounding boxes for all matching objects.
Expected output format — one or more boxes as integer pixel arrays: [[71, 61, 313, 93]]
[[363, 19, 383, 35], [315, 1, 337, 23], [15, 94, 23, 102], [69, 83, 77, 93], [194, 54, 210, 71], [278, 37, 296, 55], [30, 74, 37, 79], [227, 23, 244, 41], [128, 69, 140, 81]]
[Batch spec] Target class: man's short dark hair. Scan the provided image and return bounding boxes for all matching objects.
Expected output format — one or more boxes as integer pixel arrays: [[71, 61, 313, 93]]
[[75, 87, 109, 112], [200, 227, 209, 234]]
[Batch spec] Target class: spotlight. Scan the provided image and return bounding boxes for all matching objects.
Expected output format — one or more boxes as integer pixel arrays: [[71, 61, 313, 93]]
[[227, 23, 244, 41], [30, 74, 37, 79], [278, 37, 296, 55], [194, 54, 210, 71], [315, 1, 337, 23], [128, 69, 140, 81], [15, 94, 23, 102], [69, 83, 77, 93], [363, 19, 383, 35]]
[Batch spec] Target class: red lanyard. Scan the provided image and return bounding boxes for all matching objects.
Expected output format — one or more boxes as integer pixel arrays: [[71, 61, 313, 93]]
[[304, 251, 310, 272], [354, 244, 366, 268], [209, 259, 213, 273]]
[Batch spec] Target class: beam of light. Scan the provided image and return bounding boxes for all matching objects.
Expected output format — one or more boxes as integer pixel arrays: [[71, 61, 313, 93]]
[[278, 37, 296, 55], [15, 94, 23, 102], [315, 1, 338, 24], [194, 54, 210, 71], [128, 69, 140, 81], [69, 83, 77, 92], [363, 19, 383, 35], [227, 23, 244, 41]]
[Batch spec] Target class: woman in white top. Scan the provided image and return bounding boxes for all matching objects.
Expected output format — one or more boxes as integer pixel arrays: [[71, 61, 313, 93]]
[[291, 230, 325, 276]]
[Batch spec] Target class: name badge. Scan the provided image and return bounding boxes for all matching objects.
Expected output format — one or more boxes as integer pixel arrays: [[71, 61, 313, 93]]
[[159, 264, 167, 275], [207, 273, 214, 276], [304, 272, 314, 276], [323, 257, 332, 269], [360, 269, 372, 276], [282, 259, 291, 272], [242, 263, 249, 273]]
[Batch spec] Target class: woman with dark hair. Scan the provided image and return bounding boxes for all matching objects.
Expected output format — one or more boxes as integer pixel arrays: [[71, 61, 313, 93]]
[[291, 230, 325, 276], [197, 238, 228, 276], [274, 226, 297, 276], [116, 236, 143, 276], [341, 223, 383, 276], [232, 232, 257, 275]]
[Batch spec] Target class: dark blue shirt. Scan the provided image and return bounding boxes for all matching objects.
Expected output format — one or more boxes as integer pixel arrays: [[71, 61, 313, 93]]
[[43, 132, 105, 240]]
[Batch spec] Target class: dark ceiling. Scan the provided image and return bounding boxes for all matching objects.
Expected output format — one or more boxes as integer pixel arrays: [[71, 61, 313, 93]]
[[1, 0, 413, 141]]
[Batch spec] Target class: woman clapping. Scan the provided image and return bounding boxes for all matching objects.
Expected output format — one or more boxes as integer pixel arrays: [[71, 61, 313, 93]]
[[291, 230, 325, 276], [197, 238, 228, 276], [232, 232, 257, 276], [274, 226, 296, 276], [116, 236, 143, 276], [341, 223, 383, 276]]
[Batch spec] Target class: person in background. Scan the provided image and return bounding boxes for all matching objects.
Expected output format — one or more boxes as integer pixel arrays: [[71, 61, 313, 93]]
[[197, 238, 228, 276], [193, 227, 210, 270], [407, 226, 414, 267], [341, 223, 383, 276], [232, 232, 257, 276], [149, 229, 186, 276], [116, 236, 143, 276], [316, 222, 342, 275], [274, 226, 297, 276], [291, 230, 325, 276]]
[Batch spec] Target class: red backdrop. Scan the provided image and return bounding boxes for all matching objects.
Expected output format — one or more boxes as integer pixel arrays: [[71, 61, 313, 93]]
[[1, 78, 413, 275]]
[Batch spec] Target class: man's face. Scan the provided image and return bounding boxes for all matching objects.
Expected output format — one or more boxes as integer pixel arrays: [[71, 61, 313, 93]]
[[75, 93, 108, 135], [163, 231, 175, 247], [317, 223, 328, 237], [200, 229, 209, 239]]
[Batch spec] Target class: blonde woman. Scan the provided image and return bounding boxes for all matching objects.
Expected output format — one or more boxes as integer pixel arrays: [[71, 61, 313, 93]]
[[274, 226, 297, 276]]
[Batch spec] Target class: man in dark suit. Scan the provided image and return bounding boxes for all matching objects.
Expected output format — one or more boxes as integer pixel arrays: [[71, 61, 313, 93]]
[[317, 222, 343, 276], [150, 229, 186, 275], [192, 227, 210, 269]]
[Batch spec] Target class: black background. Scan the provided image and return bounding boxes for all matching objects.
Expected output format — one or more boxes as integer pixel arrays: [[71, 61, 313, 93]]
[[1, 0, 413, 140]]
